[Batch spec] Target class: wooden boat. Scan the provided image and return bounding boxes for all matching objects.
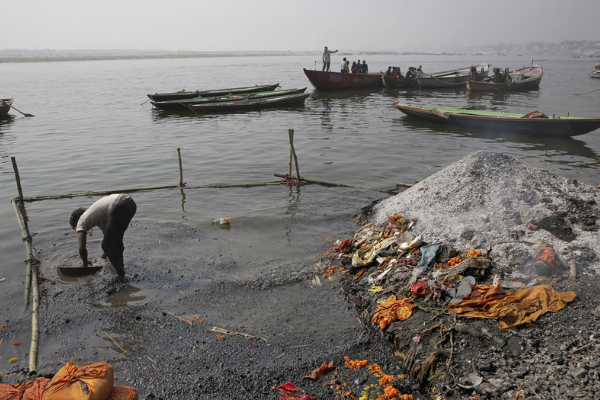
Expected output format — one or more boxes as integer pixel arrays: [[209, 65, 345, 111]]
[[466, 65, 544, 92], [591, 65, 600, 79], [417, 63, 491, 88], [393, 103, 600, 137], [0, 98, 14, 116], [188, 92, 310, 113], [151, 88, 307, 111], [147, 83, 280, 101], [303, 68, 382, 90]]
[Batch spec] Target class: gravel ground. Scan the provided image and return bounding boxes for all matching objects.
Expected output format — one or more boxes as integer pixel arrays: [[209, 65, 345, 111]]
[[1, 150, 599, 400]]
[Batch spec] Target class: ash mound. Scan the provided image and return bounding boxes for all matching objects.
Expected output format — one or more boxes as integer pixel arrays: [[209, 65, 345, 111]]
[[371, 151, 600, 276]]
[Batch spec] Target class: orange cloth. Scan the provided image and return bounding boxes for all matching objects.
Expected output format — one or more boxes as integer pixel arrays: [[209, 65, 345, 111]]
[[449, 284, 576, 330], [538, 247, 562, 269], [42, 362, 114, 400], [0, 377, 50, 400], [372, 295, 415, 330]]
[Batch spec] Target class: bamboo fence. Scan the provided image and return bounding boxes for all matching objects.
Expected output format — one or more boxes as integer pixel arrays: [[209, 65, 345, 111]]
[[9, 138, 411, 373]]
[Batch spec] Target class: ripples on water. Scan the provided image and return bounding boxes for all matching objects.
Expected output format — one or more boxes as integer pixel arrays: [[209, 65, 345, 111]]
[[1, 54, 599, 312]]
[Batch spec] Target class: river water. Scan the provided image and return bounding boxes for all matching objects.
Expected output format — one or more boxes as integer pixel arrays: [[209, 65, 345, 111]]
[[1, 54, 599, 345]]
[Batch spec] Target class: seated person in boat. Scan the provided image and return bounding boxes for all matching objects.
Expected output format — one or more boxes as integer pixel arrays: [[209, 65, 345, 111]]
[[385, 66, 393, 76], [405, 67, 417, 79], [492, 67, 511, 83], [416, 65, 425, 75], [341, 58, 348, 73], [392, 67, 403, 78], [351, 61, 358, 74], [470, 66, 484, 81]]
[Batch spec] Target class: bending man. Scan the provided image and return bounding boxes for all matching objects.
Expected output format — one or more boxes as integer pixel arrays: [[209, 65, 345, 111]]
[[70, 194, 137, 276]]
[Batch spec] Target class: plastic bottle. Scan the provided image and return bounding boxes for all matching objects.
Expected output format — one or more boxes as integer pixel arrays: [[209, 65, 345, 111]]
[[212, 218, 230, 225]]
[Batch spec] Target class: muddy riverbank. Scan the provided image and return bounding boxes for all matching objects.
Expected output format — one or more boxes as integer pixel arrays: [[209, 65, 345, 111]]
[[2, 151, 599, 400]]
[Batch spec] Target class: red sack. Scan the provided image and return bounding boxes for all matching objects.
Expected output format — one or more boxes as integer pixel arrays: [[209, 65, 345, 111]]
[[0, 377, 51, 400], [41, 362, 114, 400]]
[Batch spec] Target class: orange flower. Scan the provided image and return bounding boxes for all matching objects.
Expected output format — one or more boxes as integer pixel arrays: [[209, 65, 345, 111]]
[[384, 385, 399, 398], [344, 356, 369, 370], [447, 256, 462, 266], [323, 265, 337, 278], [466, 249, 482, 258], [379, 374, 394, 386]]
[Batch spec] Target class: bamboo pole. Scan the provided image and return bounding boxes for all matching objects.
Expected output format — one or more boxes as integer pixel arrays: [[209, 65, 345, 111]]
[[274, 174, 396, 193], [288, 132, 293, 177], [18, 181, 284, 203], [29, 263, 40, 373], [10, 198, 39, 373], [177, 148, 185, 187], [11, 199, 34, 304], [288, 129, 301, 179], [11, 157, 24, 200]]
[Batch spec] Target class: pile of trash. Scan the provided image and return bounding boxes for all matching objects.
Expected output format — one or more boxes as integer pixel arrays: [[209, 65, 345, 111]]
[[329, 213, 576, 383], [323, 151, 600, 399]]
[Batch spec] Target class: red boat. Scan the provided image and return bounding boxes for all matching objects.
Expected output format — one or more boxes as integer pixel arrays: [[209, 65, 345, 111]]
[[303, 68, 382, 90]]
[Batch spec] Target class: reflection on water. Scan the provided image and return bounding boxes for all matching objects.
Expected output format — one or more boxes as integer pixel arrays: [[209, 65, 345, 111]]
[[465, 89, 543, 110], [285, 185, 301, 242], [94, 284, 147, 308], [0, 114, 15, 129]]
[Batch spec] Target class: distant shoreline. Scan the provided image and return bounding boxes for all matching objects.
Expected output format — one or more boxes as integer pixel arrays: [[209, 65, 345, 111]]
[[0, 50, 470, 63], [0, 51, 327, 63]]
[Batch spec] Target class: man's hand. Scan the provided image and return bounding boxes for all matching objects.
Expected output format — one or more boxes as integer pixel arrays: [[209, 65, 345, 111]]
[[78, 231, 90, 267]]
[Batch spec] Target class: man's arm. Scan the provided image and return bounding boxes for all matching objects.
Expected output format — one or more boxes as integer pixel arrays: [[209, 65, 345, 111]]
[[77, 231, 92, 267]]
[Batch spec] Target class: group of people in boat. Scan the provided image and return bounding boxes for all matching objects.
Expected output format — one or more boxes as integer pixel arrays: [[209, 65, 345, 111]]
[[469, 65, 496, 82], [491, 67, 512, 83], [321, 47, 368, 74], [384, 65, 424, 79], [341, 57, 369, 74]]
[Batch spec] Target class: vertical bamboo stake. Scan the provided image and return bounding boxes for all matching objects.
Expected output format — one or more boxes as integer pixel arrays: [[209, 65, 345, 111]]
[[10, 156, 24, 200], [288, 129, 301, 179], [11, 199, 33, 304], [10, 197, 39, 373], [288, 132, 293, 177], [177, 148, 184, 187], [29, 263, 40, 374], [10, 157, 33, 304]]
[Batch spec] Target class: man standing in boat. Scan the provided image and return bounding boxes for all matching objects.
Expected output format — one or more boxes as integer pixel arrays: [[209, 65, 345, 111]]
[[69, 194, 137, 276], [322, 46, 338, 71]]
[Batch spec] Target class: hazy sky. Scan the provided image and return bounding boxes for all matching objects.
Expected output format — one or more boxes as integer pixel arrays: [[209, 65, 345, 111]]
[[4, 0, 599, 52]]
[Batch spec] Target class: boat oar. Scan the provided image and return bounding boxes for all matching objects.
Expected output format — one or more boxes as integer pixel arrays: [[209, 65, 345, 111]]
[[10, 105, 34, 117]]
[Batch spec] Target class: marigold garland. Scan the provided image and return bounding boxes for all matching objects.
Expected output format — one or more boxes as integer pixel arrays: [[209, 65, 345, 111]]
[[344, 356, 369, 370]]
